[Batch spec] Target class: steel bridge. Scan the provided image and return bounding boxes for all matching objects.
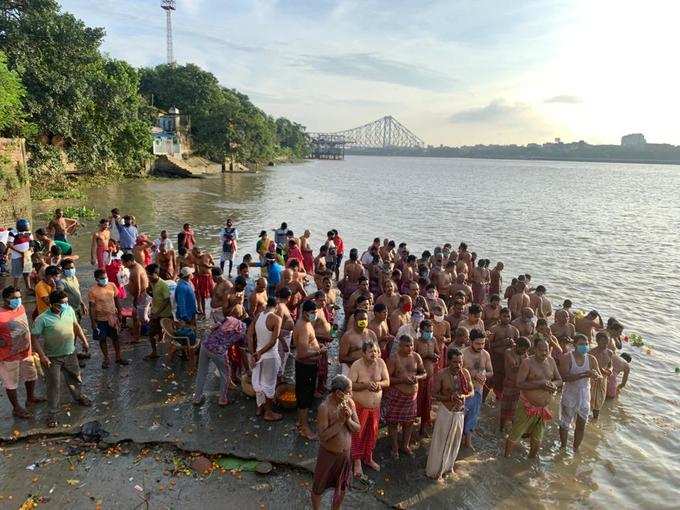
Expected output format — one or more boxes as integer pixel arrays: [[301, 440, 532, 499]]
[[307, 115, 425, 159]]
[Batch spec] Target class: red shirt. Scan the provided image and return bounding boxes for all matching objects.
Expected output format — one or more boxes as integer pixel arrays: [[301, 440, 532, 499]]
[[0, 305, 31, 362], [334, 235, 344, 256]]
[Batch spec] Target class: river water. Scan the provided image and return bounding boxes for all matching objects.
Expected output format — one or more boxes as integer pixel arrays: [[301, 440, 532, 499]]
[[38, 155, 679, 508]]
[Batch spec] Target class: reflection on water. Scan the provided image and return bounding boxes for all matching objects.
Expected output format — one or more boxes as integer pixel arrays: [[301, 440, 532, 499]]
[[36, 156, 680, 507]]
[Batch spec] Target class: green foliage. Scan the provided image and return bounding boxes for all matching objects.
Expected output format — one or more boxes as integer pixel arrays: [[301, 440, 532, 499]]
[[275, 117, 309, 158], [0, 0, 153, 197], [62, 205, 96, 220], [140, 64, 307, 163], [0, 50, 26, 135]]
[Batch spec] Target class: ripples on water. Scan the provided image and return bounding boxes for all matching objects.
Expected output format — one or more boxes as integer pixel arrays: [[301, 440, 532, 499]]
[[42, 156, 680, 508]]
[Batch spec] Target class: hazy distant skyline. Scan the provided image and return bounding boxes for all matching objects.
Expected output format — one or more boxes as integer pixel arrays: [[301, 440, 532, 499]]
[[60, 0, 680, 146]]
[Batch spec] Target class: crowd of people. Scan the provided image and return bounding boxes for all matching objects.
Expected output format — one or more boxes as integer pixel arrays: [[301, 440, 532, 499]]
[[0, 209, 632, 509]]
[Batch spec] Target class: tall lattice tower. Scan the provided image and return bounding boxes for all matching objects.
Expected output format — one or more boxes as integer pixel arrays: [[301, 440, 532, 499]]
[[161, 0, 176, 65]]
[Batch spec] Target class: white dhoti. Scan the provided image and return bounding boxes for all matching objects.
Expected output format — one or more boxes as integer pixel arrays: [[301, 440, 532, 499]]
[[277, 330, 293, 377], [252, 356, 281, 407], [210, 307, 225, 324], [426, 406, 464, 479]]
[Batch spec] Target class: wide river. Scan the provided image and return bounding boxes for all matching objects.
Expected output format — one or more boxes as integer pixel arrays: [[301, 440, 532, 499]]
[[39, 155, 679, 508]]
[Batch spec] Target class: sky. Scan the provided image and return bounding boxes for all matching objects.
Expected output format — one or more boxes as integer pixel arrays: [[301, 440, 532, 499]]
[[60, 0, 680, 146]]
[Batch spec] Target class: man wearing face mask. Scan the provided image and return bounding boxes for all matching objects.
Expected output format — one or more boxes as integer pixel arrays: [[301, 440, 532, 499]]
[[88, 269, 128, 369], [415, 319, 440, 437], [60, 259, 87, 322], [558, 334, 602, 452], [32, 290, 91, 428], [431, 304, 451, 370], [388, 295, 412, 336], [462, 329, 493, 449], [115, 215, 138, 253], [425, 283, 447, 318], [426, 347, 474, 482], [512, 307, 536, 337], [0, 286, 45, 418], [35, 265, 61, 315], [294, 300, 328, 440], [505, 337, 562, 458], [396, 309, 424, 354], [339, 310, 377, 377]]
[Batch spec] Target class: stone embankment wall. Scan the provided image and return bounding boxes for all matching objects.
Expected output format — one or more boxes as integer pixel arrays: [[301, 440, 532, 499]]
[[0, 138, 32, 227]]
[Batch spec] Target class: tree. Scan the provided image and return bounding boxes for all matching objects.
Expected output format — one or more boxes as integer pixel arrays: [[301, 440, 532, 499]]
[[0, 50, 25, 135]]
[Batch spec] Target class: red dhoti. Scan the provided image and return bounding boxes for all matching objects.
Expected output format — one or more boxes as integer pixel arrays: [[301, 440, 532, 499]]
[[302, 250, 314, 273], [384, 387, 417, 424], [351, 403, 380, 462], [316, 350, 328, 393], [417, 375, 433, 429], [192, 273, 214, 299]]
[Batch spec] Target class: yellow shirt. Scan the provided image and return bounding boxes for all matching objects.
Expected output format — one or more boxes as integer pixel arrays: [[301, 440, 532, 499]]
[[35, 281, 55, 314]]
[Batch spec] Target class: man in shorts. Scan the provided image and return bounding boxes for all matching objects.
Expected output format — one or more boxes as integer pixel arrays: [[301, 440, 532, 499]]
[[88, 269, 128, 368]]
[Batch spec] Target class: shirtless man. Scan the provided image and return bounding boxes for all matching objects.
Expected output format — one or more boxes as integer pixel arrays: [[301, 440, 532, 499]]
[[452, 326, 470, 349], [311, 375, 359, 510], [558, 334, 602, 452], [399, 255, 418, 294], [504, 337, 562, 458], [339, 310, 377, 377], [386, 335, 426, 457], [504, 277, 518, 302], [122, 253, 148, 343], [223, 276, 246, 320], [426, 347, 474, 482], [534, 319, 563, 357], [407, 281, 429, 316], [313, 245, 330, 290], [487, 308, 519, 401], [341, 248, 364, 301], [512, 307, 536, 337], [388, 295, 412, 336], [369, 303, 393, 361], [345, 276, 372, 320], [348, 340, 389, 477], [458, 303, 485, 334], [295, 300, 328, 439], [424, 283, 447, 317], [450, 273, 473, 304], [575, 310, 604, 344], [47, 208, 78, 242], [462, 330, 493, 448], [431, 304, 451, 369], [274, 287, 295, 379], [415, 320, 440, 436], [277, 268, 306, 319], [156, 241, 176, 280], [589, 331, 613, 420], [489, 262, 504, 296], [551, 309, 576, 351], [529, 285, 553, 319], [191, 247, 215, 316], [375, 280, 400, 314], [499, 337, 530, 431], [482, 294, 502, 330], [209, 267, 233, 323], [445, 297, 468, 332], [508, 282, 530, 319], [456, 242, 471, 277], [431, 259, 452, 297], [249, 277, 268, 318]]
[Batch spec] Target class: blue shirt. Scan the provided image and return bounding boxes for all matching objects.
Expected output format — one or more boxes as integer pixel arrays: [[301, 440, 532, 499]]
[[267, 262, 284, 286], [174, 279, 197, 322], [116, 223, 138, 250]]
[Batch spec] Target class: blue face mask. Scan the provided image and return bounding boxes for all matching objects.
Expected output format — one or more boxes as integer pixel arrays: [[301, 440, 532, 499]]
[[576, 344, 589, 355], [63, 268, 76, 278], [59, 302, 69, 313], [422, 331, 434, 341], [96, 278, 109, 286], [8, 297, 21, 310]]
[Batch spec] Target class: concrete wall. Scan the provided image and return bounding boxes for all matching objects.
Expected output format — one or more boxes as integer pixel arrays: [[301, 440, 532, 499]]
[[0, 138, 32, 227]]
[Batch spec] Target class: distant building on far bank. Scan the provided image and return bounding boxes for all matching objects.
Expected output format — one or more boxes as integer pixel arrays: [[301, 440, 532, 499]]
[[153, 106, 191, 156], [621, 133, 647, 147]]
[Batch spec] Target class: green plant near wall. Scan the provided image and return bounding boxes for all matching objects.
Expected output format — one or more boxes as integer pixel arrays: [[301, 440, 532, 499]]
[[0, 152, 20, 191]]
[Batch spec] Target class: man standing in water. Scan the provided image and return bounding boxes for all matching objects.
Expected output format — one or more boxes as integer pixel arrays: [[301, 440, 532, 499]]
[[348, 339, 389, 478], [489, 262, 504, 297], [504, 337, 562, 458], [385, 334, 426, 458], [426, 347, 474, 482], [220, 219, 238, 277], [500, 336, 530, 431], [589, 331, 613, 421], [462, 329, 493, 449], [311, 375, 359, 510], [575, 310, 604, 343], [558, 334, 602, 452], [508, 282, 530, 319], [295, 300, 327, 440]]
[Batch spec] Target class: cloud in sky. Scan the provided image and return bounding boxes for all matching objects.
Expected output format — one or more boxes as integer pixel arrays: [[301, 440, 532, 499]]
[[544, 94, 582, 104], [299, 53, 454, 92], [449, 100, 530, 124]]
